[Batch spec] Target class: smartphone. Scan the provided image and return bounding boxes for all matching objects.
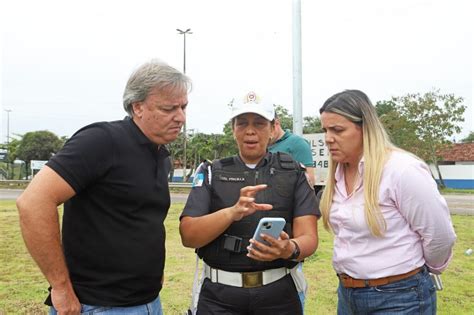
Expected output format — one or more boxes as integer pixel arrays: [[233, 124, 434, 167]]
[[251, 217, 286, 247]]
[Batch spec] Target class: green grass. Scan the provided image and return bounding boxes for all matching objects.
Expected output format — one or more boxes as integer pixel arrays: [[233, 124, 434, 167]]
[[1, 200, 473, 314], [441, 187, 474, 194]]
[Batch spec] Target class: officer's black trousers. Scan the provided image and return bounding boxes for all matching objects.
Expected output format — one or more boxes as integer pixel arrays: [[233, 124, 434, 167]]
[[196, 274, 303, 315]]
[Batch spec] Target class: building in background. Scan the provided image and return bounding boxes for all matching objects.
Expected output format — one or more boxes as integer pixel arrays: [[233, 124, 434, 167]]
[[431, 143, 474, 189]]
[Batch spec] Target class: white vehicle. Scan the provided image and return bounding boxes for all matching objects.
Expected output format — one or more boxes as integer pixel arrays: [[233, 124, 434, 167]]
[[303, 133, 329, 188]]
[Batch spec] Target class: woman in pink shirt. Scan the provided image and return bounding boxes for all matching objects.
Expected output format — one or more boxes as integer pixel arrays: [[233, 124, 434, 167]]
[[319, 89, 456, 314]]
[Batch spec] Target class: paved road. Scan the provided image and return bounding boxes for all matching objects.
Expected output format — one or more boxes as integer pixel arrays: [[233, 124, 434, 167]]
[[0, 189, 23, 200], [443, 194, 474, 215], [1, 189, 472, 215]]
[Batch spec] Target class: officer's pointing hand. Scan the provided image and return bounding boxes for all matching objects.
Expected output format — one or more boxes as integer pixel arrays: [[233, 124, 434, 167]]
[[229, 184, 272, 221]]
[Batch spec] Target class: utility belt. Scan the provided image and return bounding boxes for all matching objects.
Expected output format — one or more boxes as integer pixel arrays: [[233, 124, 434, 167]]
[[203, 262, 293, 288], [338, 266, 424, 288]]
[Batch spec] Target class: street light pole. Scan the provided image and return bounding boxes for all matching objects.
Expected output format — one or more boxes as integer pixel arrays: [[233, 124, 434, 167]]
[[4, 109, 12, 179], [292, 0, 303, 136], [177, 28, 192, 182]]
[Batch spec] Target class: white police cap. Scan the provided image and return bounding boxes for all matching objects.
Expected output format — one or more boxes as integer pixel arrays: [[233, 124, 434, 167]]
[[230, 91, 275, 121]]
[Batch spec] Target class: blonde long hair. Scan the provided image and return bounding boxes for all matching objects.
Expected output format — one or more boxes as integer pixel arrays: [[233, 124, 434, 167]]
[[319, 90, 395, 237]]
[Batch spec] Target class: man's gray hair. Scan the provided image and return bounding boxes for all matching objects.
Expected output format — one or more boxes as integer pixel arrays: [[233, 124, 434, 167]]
[[123, 59, 192, 116]]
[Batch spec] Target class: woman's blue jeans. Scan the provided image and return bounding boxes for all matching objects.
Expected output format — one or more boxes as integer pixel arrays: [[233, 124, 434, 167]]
[[337, 266, 437, 315], [49, 295, 163, 315]]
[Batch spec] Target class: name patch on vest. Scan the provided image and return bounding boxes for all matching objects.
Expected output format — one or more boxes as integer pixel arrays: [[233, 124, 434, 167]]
[[218, 175, 245, 182]]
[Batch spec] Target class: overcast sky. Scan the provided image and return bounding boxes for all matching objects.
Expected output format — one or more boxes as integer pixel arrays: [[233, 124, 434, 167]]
[[1, 0, 472, 143]]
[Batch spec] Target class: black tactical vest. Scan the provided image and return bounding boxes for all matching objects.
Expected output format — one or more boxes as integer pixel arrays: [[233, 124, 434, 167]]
[[197, 152, 301, 272]]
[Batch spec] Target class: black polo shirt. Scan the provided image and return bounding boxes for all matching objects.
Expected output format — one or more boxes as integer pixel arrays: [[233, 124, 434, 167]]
[[46, 117, 171, 306]]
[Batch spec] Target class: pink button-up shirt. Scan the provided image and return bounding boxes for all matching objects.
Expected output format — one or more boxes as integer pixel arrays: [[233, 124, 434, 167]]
[[330, 150, 456, 279]]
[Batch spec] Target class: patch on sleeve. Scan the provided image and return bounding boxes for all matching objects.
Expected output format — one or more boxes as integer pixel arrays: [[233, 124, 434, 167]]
[[193, 172, 205, 187]]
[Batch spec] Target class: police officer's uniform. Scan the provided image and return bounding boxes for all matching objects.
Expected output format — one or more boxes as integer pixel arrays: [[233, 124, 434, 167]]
[[181, 151, 319, 315]]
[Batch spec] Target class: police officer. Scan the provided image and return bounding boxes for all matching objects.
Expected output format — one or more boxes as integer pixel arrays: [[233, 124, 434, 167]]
[[179, 92, 319, 315]]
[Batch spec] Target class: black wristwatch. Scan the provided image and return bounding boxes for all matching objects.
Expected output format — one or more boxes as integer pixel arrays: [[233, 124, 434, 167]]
[[288, 240, 301, 261]]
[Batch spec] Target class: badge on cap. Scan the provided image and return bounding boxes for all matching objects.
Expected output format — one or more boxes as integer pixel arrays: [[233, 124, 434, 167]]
[[244, 91, 260, 104]]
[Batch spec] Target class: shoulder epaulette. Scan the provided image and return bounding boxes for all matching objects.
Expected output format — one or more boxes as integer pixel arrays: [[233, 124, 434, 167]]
[[220, 157, 235, 167], [277, 152, 297, 170]]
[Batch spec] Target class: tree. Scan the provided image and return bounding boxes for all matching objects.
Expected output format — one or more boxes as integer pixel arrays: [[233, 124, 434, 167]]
[[303, 116, 322, 134], [375, 99, 397, 117], [376, 100, 423, 154], [0, 135, 21, 179], [166, 132, 185, 181], [275, 104, 323, 134], [5, 137, 22, 179], [461, 131, 474, 143], [168, 127, 238, 182], [391, 89, 466, 188], [274, 105, 293, 130], [218, 122, 238, 158], [188, 130, 236, 169], [16, 130, 64, 173]]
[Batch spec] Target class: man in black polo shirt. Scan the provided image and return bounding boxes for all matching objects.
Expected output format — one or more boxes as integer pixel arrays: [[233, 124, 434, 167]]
[[17, 59, 191, 315]]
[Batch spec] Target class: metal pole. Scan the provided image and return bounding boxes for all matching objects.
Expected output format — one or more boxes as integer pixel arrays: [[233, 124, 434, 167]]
[[183, 32, 187, 182], [4, 109, 12, 179], [292, 0, 303, 136], [177, 28, 192, 182], [183, 32, 187, 74]]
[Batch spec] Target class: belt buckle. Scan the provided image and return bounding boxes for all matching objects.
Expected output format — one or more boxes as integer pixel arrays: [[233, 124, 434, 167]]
[[223, 234, 243, 252], [242, 271, 263, 288]]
